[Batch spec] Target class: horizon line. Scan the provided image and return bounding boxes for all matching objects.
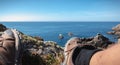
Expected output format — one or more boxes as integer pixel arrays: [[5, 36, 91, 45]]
[[0, 21, 120, 22]]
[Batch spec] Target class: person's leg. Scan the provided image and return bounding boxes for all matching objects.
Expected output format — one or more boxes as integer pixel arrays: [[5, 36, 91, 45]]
[[0, 29, 22, 65], [64, 37, 120, 65], [90, 42, 120, 65]]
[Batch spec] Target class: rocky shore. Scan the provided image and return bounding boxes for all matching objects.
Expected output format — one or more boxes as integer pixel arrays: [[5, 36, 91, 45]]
[[107, 24, 120, 39], [107, 24, 120, 47], [0, 23, 118, 65]]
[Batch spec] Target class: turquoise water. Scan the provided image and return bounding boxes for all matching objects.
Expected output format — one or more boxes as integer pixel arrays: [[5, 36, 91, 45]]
[[1, 22, 120, 46]]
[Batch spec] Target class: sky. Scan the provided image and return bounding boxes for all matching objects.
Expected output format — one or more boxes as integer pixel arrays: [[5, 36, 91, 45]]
[[0, 0, 120, 22]]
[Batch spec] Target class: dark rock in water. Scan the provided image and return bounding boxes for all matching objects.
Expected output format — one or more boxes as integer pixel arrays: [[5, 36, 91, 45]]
[[0, 24, 7, 32], [68, 32, 73, 37], [58, 34, 64, 39], [107, 31, 115, 35], [108, 24, 120, 38]]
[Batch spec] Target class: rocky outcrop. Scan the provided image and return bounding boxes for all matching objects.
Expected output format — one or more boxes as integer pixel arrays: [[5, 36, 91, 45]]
[[0, 24, 7, 32], [21, 34, 64, 65], [112, 24, 120, 31], [78, 33, 113, 48], [107, 24, 120, 38]]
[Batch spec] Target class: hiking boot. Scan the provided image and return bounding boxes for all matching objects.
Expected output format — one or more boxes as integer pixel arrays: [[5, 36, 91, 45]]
[[63, 37, 82, 65], [0, 29, 22, 65], [63, 37, 101, 65]]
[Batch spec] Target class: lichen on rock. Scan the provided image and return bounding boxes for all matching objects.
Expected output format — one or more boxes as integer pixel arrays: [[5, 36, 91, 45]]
[[21, 34, 64, 65]]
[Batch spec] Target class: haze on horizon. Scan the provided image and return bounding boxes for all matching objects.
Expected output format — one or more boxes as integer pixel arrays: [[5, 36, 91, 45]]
[[0, 0, 120, 22]]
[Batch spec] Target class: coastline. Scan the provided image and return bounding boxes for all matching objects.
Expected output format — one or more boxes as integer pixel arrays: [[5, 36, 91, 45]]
[[0, 23, 120, 65], [1, 22, 119, 46]]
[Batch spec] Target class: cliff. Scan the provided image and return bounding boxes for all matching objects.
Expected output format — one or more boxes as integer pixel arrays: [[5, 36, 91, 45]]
[[21, 34, 64, 65]]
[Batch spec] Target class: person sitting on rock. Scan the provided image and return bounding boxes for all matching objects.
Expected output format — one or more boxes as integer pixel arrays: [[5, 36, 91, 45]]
[[64, 37, 120, 65], [1, 29, 120, 65]]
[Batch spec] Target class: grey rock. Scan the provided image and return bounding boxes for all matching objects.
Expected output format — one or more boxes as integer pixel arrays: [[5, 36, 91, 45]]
[[78, 34, 113, 48], [108, 24, 120, 38], [0, 24, 7, 32]]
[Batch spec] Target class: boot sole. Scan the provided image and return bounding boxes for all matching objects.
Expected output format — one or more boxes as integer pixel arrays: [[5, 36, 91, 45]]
[[11, 29, 22, 65]]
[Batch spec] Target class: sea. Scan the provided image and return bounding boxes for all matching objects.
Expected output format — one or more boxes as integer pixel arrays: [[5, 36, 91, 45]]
[[1, 22, 120, 46]]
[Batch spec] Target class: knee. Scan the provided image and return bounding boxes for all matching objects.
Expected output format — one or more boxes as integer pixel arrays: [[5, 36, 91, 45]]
[[90, 51, 104, 65]]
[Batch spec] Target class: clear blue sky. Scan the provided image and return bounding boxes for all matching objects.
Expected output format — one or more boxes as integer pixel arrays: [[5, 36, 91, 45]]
[[0, 0, 120, 21]]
